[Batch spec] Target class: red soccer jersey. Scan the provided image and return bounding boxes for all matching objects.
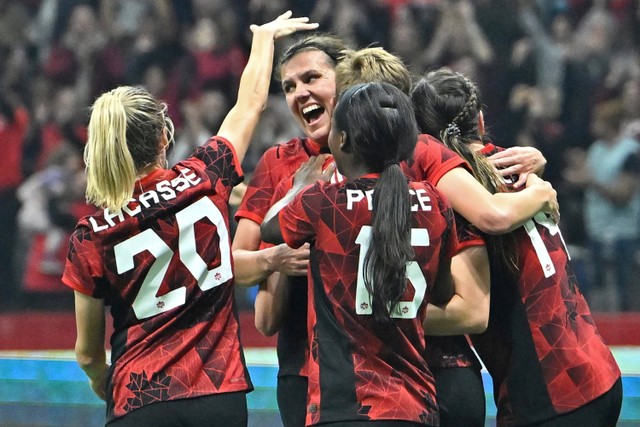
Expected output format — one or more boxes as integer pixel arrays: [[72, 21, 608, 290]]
[[62, 136, 253, 422], [236, 137, 328, 225], [279, 175, 458, 426], [470, 143, 621, 426], [404, 133, 469, 184], [235, 136, 331, 378], [405, 134, 481, 370]]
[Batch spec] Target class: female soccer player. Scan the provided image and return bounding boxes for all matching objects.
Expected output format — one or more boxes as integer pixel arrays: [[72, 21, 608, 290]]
[[261, 81, 475, 426], [411, 67, 622, 427], [234, 37, 555, 426], [333, 46, 553, 427], [232, 33, 352, 427], [61, 12, 318, 427]]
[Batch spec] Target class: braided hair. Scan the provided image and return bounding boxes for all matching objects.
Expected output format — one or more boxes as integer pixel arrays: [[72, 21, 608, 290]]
[[411, 68, 505, 194], [411, 68, 516, 268]]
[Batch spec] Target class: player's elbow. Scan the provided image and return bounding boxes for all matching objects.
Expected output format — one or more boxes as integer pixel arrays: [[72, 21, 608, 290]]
[[467, 312, 489, 334], [474, 208, 514, 235], [467, 300, 490, 334], [75, 348, 104, 374], [255, 316, 279, 337]]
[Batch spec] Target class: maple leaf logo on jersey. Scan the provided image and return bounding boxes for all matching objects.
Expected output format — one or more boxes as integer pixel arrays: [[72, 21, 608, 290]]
[[360, 302, 369, 311], [124, 371, 172, 412], [157, 301, 165, 309], [215, 272, 222, 280]]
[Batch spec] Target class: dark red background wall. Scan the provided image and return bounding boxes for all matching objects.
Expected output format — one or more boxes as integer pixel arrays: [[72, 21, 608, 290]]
[[0, 311, 638, 350]]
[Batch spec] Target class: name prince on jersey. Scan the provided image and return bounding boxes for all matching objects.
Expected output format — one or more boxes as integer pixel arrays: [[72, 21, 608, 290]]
[[346, 187, 433, 212]]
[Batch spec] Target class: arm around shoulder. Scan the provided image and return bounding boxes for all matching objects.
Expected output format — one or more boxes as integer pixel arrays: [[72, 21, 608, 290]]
[[438, 168, 558, 234]]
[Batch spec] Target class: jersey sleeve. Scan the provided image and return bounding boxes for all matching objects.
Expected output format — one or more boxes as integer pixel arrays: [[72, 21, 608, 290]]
[[61, 224, 106, 298], [453, 212, 486, 252], [189, 135, 244, 202], [434, 187, 461, 260], [407, 134, 470, 184], [278, 183, 324, 249], [235, 147, 279, 225]]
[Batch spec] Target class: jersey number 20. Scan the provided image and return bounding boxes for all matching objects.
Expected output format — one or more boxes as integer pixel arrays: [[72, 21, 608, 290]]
[[114, 197, 233, 319]]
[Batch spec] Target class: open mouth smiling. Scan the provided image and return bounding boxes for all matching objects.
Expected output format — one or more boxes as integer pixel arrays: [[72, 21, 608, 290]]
[[302, 104, 325, 124]]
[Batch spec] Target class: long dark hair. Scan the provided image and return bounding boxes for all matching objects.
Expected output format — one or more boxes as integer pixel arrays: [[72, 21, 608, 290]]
[[411, 69, 505, 194], [411, 68, 514, 267], [334, 82, 418, 323]]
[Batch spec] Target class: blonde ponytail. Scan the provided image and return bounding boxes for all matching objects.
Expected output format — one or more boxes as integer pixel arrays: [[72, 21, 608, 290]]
[[84, 86, 169, 211]]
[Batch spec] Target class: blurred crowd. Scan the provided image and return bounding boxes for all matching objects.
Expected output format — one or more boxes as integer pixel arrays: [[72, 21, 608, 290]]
[[0, 0, 639, 312]]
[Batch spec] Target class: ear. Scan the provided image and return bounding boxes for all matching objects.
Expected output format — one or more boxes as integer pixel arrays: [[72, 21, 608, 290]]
[[478, 111, 485, 136], [160, 127, 170, 151], [339, 131, 352, 153]]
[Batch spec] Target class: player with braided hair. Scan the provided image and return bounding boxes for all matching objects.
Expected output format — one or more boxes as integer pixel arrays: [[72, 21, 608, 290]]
[[261, 81, 487, 426], [333, 46, 559, 427], [411, 67, 622, 427]]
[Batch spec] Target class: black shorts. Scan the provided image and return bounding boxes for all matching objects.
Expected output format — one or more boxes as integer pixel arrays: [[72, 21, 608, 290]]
[[432, 366, 486, 427], [106, 391, 248, 427], [522, 377, 623, 427], [277, 375, 308, 427]]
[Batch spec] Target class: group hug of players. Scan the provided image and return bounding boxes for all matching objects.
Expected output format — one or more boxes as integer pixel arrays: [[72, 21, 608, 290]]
[[60, 11, 622, 427]]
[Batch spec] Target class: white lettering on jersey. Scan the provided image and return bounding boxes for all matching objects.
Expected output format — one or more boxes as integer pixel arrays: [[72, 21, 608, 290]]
[[345, 188, 433, 212], [89, 168, 203, 232]]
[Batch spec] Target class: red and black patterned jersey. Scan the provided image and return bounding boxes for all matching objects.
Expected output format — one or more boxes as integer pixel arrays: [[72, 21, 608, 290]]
[[470, 143, 621, 426], [424, 212, 485, 370], [404, 133, 469, 184], [406, 133, 480, 370], [279, 175, 458, 426], [235, 136, 329, 378], [236, 137, 328, 224], [62, 136, 253, 423]]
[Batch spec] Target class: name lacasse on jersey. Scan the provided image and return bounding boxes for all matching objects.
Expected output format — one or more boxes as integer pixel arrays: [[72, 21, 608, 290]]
[[345, 188, 433, 212], [89, 167, 202, 232]]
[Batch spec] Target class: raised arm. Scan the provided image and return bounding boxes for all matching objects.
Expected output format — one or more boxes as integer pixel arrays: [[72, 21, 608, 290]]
[[217, 11, 318, 162]]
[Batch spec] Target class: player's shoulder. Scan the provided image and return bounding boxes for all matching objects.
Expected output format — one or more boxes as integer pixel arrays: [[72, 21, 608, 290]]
[[417, 133, 442, 145], [410, 179, 451, 210], [273, 136, 308, 158], [409, 179, 439, 194]]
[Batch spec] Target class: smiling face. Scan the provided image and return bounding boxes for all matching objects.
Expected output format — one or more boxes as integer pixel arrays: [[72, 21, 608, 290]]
[[280, 50, 337, 146]]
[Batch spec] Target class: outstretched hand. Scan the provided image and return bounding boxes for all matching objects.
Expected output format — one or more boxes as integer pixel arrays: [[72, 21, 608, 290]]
[[250, 10, 319, 39]]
